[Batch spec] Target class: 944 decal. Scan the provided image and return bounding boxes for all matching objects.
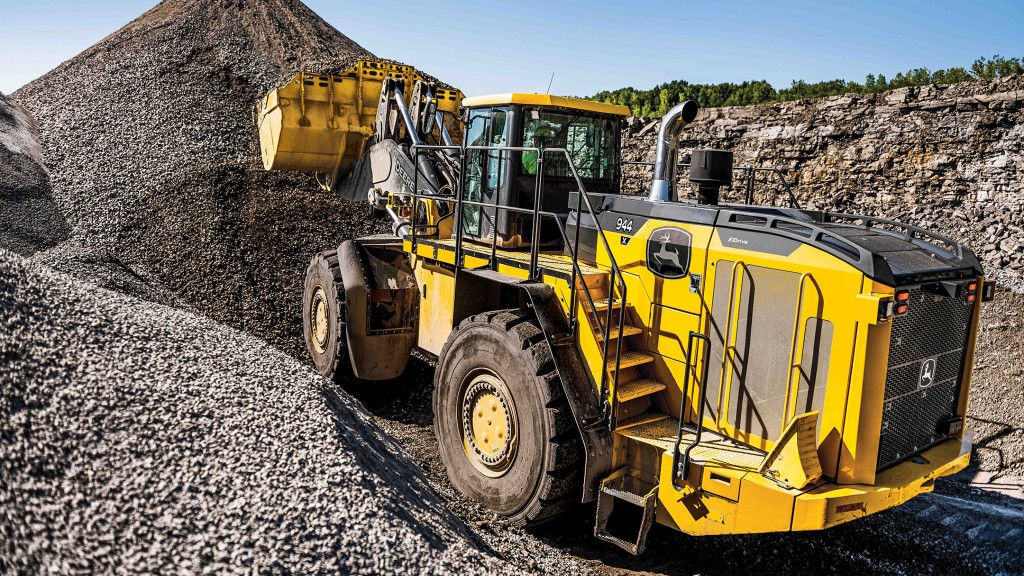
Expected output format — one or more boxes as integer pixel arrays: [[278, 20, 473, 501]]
[[599, 212, 648, 237]]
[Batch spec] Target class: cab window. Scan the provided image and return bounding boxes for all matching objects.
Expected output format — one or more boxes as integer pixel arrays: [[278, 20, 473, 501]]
[[521, 110, 618, 183]]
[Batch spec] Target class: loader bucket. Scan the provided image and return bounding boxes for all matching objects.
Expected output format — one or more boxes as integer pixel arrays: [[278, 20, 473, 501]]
[[257, 60, 463, 178]]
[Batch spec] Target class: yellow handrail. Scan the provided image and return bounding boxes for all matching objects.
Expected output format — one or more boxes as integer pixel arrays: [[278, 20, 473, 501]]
[[717, 261, 748, 426], [782, 272, 814, 427]]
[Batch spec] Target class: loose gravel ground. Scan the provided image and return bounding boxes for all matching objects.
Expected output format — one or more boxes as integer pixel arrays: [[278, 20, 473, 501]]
[[0, 248, 517, 575]]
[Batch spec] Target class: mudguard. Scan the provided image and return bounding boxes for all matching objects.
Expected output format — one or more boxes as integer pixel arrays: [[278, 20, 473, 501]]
[[337, 238, 419, 380]]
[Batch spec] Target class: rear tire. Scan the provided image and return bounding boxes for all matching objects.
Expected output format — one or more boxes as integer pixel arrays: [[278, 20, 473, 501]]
[[433, 309, 582, 526], [302, 250, 352, 382]]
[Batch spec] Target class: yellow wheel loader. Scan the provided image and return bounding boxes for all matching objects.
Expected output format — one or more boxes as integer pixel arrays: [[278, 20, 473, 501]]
[[258, 60, 992, 554]]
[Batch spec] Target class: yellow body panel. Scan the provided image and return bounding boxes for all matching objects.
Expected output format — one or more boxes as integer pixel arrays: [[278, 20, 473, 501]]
[[462, 93, 630, 116], [792, 438, 970, 530], [656, 436, 969, 536], [415, 262, 456, 356], [257, 61, 464, 174], [401, 202, 977, 539]]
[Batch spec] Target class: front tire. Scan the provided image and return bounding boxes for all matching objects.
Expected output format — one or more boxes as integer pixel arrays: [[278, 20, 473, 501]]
[[433, 309, 582, 526], [302, 250, 351, 382]]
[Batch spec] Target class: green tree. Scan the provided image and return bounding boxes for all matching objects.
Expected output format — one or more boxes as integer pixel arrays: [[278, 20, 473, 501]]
[[586, 55, 1023, 116]]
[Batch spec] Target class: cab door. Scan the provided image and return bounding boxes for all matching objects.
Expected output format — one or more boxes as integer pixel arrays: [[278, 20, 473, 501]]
[[461, 107, 510, 242]]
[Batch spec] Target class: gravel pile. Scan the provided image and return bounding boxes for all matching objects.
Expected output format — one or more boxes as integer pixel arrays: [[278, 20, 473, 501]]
[[0, 92, 69, 256], [12, 0, 388, 359], [0, 248, 516, 575]]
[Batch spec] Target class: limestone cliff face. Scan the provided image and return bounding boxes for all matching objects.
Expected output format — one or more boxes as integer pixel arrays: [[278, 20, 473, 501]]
[[620, 75, 1024, 290]]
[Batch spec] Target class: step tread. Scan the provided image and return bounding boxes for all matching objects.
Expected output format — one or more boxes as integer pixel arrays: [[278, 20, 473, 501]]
[[602, 484, 648, 507], [607, 351, 655, 371], [614, 417, 767, 470], [616, 378, 667, 402], [614, 411, 670, 430], [594, 531, 639, 554], [587, 297, 632, 312], [595, 324, 644, 342]]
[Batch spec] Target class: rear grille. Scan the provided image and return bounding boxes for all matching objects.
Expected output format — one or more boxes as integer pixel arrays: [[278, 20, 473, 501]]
[[877, 283, 974, 470]]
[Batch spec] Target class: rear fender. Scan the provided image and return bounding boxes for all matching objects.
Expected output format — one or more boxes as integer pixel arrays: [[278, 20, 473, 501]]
[[338, 238, 418, 380]]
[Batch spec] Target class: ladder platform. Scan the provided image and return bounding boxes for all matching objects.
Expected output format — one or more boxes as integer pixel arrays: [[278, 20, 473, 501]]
[[418, 238, 607, 279], [595, 324, 643, 342], [615, 417, 767, 470], [595, 531, 641, 554], [602, 481, 649, 507], [595, 469, 659, 555], [607, 351, 654, 371], [616, 378, 667, 402]]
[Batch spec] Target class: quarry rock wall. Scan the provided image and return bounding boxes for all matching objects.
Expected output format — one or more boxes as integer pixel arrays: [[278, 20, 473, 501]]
[[620, 75, 1024, 290]]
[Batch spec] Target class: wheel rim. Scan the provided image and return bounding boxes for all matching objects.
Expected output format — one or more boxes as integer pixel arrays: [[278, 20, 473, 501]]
[[461, 371, 518, 478], [310, 285, 330, 354]]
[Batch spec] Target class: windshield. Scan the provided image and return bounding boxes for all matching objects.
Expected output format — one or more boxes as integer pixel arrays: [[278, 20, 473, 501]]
[[520, 110, 618, 183]]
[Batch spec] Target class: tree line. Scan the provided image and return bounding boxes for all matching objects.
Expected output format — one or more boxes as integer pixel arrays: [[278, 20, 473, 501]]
[[588, 55, 1024, 116]]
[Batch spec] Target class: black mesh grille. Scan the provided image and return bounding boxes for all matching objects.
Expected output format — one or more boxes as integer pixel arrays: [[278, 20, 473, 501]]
[[877, 283, 975, 470]]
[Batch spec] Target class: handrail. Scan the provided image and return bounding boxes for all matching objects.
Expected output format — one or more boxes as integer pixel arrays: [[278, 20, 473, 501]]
[[783, 272, 813, 427], [672, 331, 711, 490], [391, 194, 607, 329], [408, 142, 630, 423], [622, 161, 800, 209], [558, 146, 629, 421], [824, 211, 965, 260], [717, 261, 748, 425]]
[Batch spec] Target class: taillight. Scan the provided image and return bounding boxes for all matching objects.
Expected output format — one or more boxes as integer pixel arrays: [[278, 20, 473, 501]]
[[967, 280, 978, 304], [896, 290, 910, 302], [895, 302, 909, 315]]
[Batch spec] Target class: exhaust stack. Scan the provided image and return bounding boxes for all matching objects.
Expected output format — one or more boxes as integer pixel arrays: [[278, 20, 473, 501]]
[[648, 100, 699, 202]]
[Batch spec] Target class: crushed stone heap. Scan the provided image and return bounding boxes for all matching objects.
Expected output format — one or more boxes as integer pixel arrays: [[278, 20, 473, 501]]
[[13, 0, 388, 359], [0, 248, 516, 575], [0, 92, 69, 256]]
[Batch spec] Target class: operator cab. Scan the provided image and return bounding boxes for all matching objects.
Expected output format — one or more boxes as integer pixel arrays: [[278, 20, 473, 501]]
[[459, 94, 629, 249]]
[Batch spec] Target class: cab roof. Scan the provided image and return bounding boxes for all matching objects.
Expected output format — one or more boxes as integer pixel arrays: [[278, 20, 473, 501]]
[[461, 93, 630, 117]]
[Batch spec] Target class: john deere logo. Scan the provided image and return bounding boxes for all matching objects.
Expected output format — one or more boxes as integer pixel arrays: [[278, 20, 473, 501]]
[[647, 227, 691, 279], [919, 358, 937, 387]]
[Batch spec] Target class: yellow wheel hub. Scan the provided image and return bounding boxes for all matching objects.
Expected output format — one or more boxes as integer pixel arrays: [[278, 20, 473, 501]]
[[310, 285, 329, 354], [462, 373, 517, 477]]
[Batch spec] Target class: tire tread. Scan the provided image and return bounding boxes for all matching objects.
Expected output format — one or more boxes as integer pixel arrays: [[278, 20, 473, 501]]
[[438, 308, 582, 527]]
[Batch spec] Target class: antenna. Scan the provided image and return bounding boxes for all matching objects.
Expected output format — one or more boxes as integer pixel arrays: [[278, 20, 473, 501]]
[[546, 72, 554, 94]]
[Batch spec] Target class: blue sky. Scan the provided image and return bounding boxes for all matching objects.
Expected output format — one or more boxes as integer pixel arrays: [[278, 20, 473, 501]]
[[1, 0, 1022, 96]]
